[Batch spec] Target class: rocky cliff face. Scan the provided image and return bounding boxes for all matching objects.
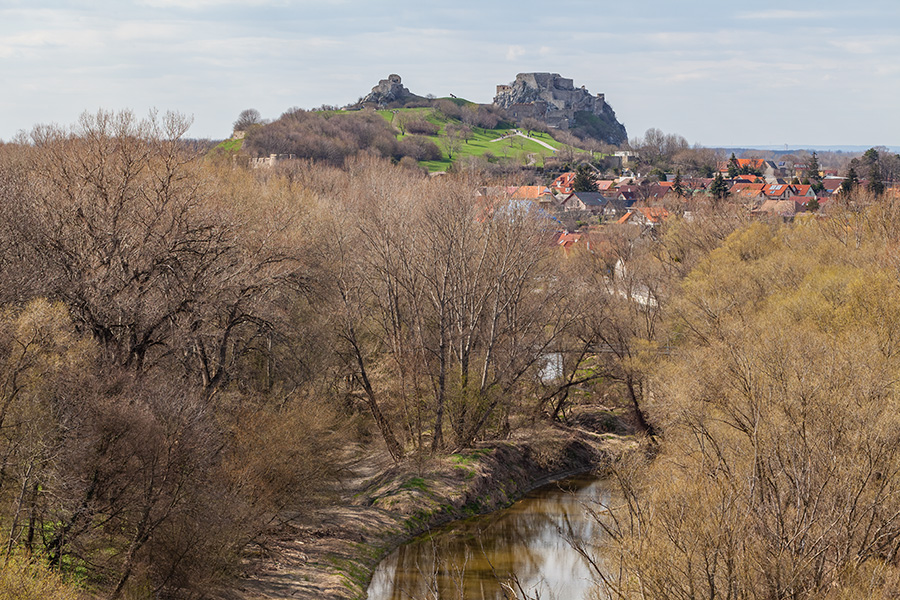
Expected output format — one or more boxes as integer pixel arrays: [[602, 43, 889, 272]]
[[357, 74, 422, 107], [494, 73, 627, 144]]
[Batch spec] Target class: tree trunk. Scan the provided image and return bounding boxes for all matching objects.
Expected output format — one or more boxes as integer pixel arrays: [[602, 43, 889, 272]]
[[625, 376, 655, 436], [349, 332, 404, 462]]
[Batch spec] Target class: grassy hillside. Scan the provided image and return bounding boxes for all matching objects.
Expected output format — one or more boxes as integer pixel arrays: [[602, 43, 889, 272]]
[[217, 137, 244, 153], [216, 102, 593, 172], [376, 106, 571, 171]]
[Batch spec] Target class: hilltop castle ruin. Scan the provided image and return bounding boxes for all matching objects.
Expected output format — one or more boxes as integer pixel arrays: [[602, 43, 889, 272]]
[[493, 73, 626, 144]]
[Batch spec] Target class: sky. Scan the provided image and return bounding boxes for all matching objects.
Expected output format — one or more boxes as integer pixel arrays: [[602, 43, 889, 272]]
[[2, 0, 899, 147]]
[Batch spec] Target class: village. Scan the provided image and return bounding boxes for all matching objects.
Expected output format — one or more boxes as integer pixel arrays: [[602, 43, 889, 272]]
[[478, 152, 899, 253]]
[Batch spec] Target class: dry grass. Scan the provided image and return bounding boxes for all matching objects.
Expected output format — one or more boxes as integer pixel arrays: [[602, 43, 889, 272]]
[[0, 555, 82, 600]]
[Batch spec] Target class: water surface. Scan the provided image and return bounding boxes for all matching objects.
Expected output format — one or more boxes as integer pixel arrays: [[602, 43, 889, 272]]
[[366, 474, 611, 600]]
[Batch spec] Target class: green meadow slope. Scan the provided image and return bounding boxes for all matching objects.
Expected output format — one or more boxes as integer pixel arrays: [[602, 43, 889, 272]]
[[375, 103, 568, 171], [214, 100, 595, 172]]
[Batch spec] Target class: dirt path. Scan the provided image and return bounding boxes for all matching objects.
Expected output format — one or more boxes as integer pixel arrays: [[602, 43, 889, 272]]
[[489, 130, 558, 152]]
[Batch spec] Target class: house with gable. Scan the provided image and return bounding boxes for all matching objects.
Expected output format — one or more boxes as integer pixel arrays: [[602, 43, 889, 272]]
[[733, 173, 765, 184], [552, 231, 583, 253], [821, 178, 845, 196], [614, 184, 642, 201], [562, 191, 605, 213], [510, 185, 556, 208], [616, 206, 670, 227], [753, 199, 806, 220], [718, 157, 780, 182], [790, 184, 817, 199], [599, 197, 631, 220], [730, 182, 767, 203], [644, 183, 671, 202], [551, 172, 576, 195], [677, 178, 713, 197], [763, 183, 794, 201]]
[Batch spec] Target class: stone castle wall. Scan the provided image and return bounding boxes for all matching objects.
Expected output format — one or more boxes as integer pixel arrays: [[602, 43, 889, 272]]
[[493, 72, 611, 128]]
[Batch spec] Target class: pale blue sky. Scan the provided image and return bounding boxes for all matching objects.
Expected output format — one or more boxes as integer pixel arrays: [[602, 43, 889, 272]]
[[1, 0, 898, 146]]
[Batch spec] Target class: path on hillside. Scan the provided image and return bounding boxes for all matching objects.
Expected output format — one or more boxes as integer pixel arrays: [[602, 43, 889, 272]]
[[489, 130, 557, 152]]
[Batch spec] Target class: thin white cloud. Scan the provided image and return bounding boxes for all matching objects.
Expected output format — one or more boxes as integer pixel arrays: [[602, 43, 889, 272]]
[[828, 36, 899, 55], [736, 9, 835, 20], [506, 45, 525, 61], [0, 27, 106, 57], [112, 21, 186, 41]]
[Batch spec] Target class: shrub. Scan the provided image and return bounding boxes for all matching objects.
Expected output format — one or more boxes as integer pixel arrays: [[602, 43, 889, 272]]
[[399, 136, 442, 161], [405, 119, 440, 136], [0, 555, 81, 600]]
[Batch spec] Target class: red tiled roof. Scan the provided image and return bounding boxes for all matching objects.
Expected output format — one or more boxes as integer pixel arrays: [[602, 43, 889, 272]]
[[718, 158, 768, 172], [616, 206, 669, 225], [511, 186, 553, 199], [639, 206, 669, 222], [730, 183, 766, 197], [551, 172, 576, 193], [763, 183, 792, 198]]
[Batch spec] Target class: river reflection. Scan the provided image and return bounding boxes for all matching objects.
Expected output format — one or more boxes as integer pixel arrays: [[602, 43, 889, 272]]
[[367, 475, 610, 600]]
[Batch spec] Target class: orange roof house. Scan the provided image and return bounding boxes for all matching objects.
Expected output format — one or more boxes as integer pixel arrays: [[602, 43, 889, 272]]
[[734, 174, 764, 183], [550, 231, 588, 256], [718, 158, 768, 173], [763, 183, 793, 200], [551, 172, 576, 195], [510, 186, 555, 204], [791, 184, 816, 198], [617, 206, 670, 226], [511, 185, 551, 198], [730, 183, 766, 198]]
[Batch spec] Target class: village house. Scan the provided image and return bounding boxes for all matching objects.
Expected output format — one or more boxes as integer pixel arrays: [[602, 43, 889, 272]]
[[733, 173, 765, 183], [790, 184, 817, 199], [600, 197, 631, 220], [718, 157, 780, 182], [753, 199, 806, 220], [821, 178, 845, 195], [550, 172, 576, 195], [552, 231, 583, 252], [729, 182, 766, 202], [617, 206, 670, 227], [762, 183, 794, 201], [562, 191, 605, 213], [643, 183, 671, 202], [510, 185, 556, 207]]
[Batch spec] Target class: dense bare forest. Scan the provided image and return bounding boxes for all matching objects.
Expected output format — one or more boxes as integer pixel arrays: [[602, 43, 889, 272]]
[[590, 207, 900, 598], [0, 110, 647, 598], [2, 110, 900, 599]]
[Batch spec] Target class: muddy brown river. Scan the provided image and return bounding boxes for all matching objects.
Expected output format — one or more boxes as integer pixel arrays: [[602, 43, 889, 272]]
[[366, 475, 611, 600]]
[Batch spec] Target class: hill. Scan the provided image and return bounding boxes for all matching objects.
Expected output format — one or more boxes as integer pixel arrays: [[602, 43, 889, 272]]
[[219, 100, 595, 172], [374, 105, 569, 171]]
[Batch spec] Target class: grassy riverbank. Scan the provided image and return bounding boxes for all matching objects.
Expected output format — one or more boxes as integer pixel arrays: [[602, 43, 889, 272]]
[[230, 408, 639, 600]]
